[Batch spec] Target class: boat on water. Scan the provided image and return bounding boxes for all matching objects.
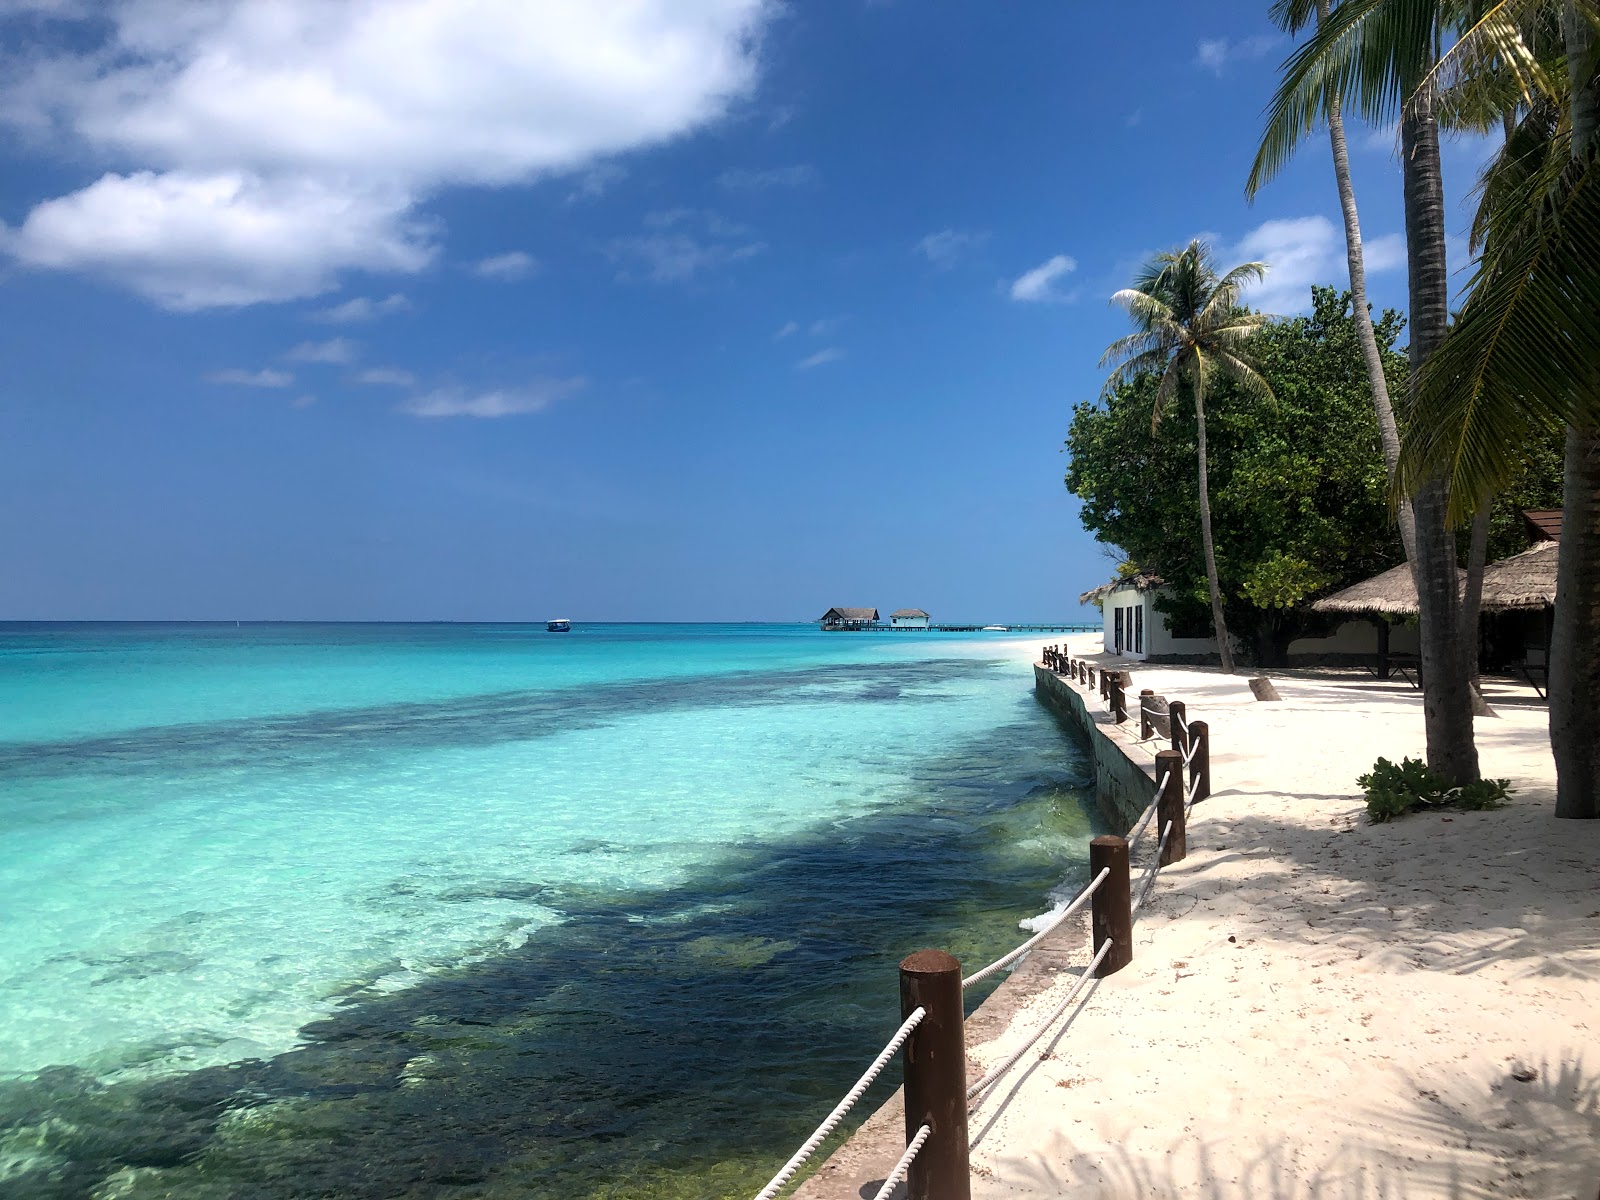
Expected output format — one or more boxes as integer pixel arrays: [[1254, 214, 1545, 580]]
[[546, 618, 572, 633], [981, 625, 1008, 632]]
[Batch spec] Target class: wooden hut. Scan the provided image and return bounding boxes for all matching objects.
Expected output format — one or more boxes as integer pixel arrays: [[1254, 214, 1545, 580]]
[[1309, 563, 1446, 679], [818, 607, 879, 631]]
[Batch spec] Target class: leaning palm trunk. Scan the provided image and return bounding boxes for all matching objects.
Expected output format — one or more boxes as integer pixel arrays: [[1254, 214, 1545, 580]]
[[1550, 0, 1600, 818], [1193, 380, 1235, 673], [1402, 87, 1481, 785], [1318, 0, 1417, 561]]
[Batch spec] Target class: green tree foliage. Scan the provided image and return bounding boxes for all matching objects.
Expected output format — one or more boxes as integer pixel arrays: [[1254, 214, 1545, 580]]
[[1068, 287, 1407, 665]]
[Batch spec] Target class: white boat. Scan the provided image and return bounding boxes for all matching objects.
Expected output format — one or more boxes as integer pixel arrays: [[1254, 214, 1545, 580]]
[[546, 618, 571, 632], [981, 625, 1008, 632]]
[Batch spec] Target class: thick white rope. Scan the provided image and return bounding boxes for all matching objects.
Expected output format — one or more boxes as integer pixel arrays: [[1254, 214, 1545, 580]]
[[1129, 822, 1172, 917], [966, 938, 1113, 1104], [752, 1007, 926, 1200], [1172, 709, 1189, 735], [1185, 774, 1202, 810], [1181, 737, 1199, 766], [961, 867, 1111, 990], [869, 1124, 932, 1200]]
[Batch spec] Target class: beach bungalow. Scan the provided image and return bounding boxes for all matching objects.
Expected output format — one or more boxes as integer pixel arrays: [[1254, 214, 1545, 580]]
[[1079, 574, 1221, 663], [818, 607, 879, 631], [890, 608, 931, 629]]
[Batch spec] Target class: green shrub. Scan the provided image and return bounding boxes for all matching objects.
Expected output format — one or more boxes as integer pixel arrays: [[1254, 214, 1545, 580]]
[[1357, 757, 1514, 823]]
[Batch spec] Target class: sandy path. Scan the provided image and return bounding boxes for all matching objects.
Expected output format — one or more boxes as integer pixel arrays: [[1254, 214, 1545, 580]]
[[968, 639, 1600, 1199]]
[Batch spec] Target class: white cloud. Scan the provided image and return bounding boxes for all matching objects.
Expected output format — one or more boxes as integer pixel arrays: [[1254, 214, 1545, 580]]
[[1219, 215, 1403, 314], [915, 228, 988, 269], [0, 0, 772, 307], [1009, 254, 1077, 303], [795, 347, 842, 370], [356, 367, 417, 387], [717, 164, 815, 189], [774, 320, 798, 339], [609, 210, 763, 283], [471, 250, 536, 280], [1195, 34, 1281, 75], [285, 337, 357, 364], [205, 367, 293, 387], [3, 170, 431, 309], [311, 292, 411, 323], [400, 377, 585, 418]]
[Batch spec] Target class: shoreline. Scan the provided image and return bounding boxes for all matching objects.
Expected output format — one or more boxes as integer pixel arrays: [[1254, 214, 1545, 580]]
[[798, 636, 1600, 1199]]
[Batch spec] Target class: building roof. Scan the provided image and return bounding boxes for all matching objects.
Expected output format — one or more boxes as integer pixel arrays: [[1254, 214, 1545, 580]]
[[1478, 539, 1558, 610], [818, 607, 879, 621], [1313, 542, 1558, 617], [1523, 509, 1562, 542], [1078, 572, 1164, 607], [890, 608, 929, 618]]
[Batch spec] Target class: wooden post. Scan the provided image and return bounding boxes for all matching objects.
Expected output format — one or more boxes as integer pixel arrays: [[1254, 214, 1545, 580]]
[[1188, 720, 1211, 804], [1088, 836, 1132, 976], [1111, 674, 1127, 723], [1156, 749, 1186, 865], [1168, 699, 1187, 758], [1087, 665, 1096, 690], [899, 950, 970, 1200], [1139, 688, 1155, 739]]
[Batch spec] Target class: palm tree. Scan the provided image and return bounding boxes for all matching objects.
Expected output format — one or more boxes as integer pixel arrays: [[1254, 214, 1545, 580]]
[[1250, 0, 1482, 786], [1399, 0, 1600, 815], [1267, 0, 1417, 562], [1100, 241, 1274, 674]]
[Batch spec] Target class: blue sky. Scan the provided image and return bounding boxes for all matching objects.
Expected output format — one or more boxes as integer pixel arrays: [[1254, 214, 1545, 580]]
[[0, 1, 1492, 622]]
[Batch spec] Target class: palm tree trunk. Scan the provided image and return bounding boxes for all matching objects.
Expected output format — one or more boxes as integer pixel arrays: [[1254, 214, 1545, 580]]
[[1193, 377, 1235, 673], [1551, 0, 1600, 818], [1462, 505, 1490, 690], [1318, 0, 1416, 561], [1401, 88, 1480, 786]]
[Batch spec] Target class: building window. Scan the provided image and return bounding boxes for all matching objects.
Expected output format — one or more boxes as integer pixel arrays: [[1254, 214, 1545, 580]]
[[1113, 606, 1124, 653], [1135, 604, 1144, 654]]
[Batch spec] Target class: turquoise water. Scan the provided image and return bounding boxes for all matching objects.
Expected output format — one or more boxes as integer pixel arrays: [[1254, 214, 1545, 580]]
[[0, 623, 1097, 1198]]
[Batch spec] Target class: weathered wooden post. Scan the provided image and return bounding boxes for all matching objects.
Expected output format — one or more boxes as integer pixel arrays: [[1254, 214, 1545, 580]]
[[1139, 688, 1156, 739], [1087, 664, 1096, 690], [1188, 720, 1211, 804], [1156, 749, 1186, 865], [899, 950, 970, 1200], [1167, 699, 1188, 758], [1111, 674, 1127, 723], [1088, 835, 1132, 976]]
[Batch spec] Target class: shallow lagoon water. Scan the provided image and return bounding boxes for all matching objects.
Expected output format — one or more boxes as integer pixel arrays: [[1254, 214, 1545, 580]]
[[0, 623, 1097, 1198]]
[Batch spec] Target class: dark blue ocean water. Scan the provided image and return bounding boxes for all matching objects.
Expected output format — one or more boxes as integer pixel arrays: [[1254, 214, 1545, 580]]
[[0, 622, 1096, 1198]]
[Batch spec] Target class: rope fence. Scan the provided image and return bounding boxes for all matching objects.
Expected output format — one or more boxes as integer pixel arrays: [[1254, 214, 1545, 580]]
[[750, 646, 1215, 1200]]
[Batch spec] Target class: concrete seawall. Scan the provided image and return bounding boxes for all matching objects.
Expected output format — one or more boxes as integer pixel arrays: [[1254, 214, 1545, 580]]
[[790, 660, 1159, 1200]]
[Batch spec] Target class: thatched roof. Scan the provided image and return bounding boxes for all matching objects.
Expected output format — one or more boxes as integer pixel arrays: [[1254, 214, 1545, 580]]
[[1078, 572, 1164, 607], [890, 608, 929, 618], [1314, 541, 1558, 617], [1479, 539, 1557, 610], [818, 607, 878, 622]]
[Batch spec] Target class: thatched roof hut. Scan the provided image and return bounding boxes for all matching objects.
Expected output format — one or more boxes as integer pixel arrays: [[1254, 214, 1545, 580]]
[[1079, 572, 1164, 607], [1310, 563, 1443, 617], [1479, 540, 1558, 610]]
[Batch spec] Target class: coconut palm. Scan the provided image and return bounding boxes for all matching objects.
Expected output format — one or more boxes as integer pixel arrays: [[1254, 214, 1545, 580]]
[[1250, 0, 1482, 786], [1267, 0, 1417, 562], [1399, 0, 1600, 815], [1099, 241, 1274, 675]]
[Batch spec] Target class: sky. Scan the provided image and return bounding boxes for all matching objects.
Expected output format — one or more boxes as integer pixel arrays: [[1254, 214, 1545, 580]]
[[0, 0, 1495, 622]]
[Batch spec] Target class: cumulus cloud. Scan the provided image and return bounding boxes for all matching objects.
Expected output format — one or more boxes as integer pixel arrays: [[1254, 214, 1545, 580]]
[[1219, 215, 1403, 314], [311, 293, 411, 323], [717, 164, 815, 189], [472, 250, 537, 280], [205, 367, 293, 387], [915, 228, 988, 269], [285, 337, 357, 364], [356, 367, 417, 387], [1009, 254, 1077, 302], [400, 377, 585, 418], [0, 0, 772, 307], [1195, 34, 1282, 75], [794, 347, 842, 370]]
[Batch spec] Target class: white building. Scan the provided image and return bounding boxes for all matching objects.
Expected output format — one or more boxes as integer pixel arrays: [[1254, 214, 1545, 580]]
[[890, 608, 931, 629], [1081, 574, 1219, 662]]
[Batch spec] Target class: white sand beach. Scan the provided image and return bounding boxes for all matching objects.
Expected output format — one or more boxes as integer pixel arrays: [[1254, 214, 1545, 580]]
[[965, 637, 1599, 1199]]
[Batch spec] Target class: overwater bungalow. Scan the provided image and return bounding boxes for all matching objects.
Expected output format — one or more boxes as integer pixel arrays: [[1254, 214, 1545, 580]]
[[818, 607, 878, 631], [890, 608, 930, 629]]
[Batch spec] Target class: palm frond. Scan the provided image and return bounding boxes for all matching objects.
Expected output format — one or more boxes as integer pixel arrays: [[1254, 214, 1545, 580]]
[[1098, 330, 1171, 369], [1270, 0, 1322, 35], [1101, 348, 1174, 398], [1150, 359, 1184, 432], [1422, 0, 1558, 122], [1400, 146, 1600, 519], [1200, 261, 1270, 321], [1109, 287, 1178, 332], [1212, 349, 1278, 402]]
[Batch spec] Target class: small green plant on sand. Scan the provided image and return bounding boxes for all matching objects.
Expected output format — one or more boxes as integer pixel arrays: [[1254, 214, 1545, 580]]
[[1358, 757, 1513, 823]]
